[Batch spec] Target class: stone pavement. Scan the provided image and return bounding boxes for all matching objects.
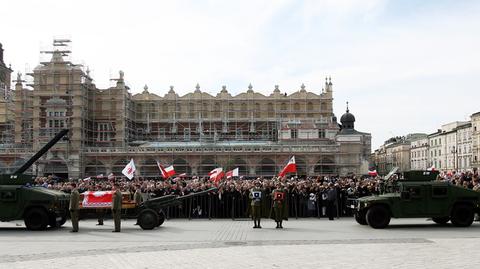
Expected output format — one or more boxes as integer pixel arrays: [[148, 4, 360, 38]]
[[1, 218, 480, 268]]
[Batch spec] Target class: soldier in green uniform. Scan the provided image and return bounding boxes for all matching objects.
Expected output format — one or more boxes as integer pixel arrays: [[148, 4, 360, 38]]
[[271, 182, 287, 229], [133, 186, 143, 225], [112, 184, 122, 232], [249, 181, 263, 228], [69, 183, 80, 233]]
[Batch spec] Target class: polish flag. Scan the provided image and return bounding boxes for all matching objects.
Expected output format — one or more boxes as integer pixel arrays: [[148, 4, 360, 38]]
[[278, 156, 296, 177], [82, 191, 114, 208], [209, 167, 224, 183], [427, 165, 436, 172], [178, 173, 187, 178], [368, 170, 378, 177], [107, 172, 115, 180], [226, 168, 239, 179], [157, 162, 176, 179], [122, 159, 136, 180]]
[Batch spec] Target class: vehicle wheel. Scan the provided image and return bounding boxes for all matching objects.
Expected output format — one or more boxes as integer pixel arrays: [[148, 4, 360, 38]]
[[57, 215, 67, 227], [157, 211, 165, 227], [451, 204, 474, 227], [355, 211, 367, 225], [48, 213, 67, 228], [366, 206, 391, 229], [24, 208, 49, 231], [432, 217, 450, 225], [138, 209, 159, 230]]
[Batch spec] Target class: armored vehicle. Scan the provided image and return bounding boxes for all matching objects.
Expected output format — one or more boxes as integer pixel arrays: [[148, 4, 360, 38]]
[[0, 129, 70, 230], [355, 168, 480, 229]]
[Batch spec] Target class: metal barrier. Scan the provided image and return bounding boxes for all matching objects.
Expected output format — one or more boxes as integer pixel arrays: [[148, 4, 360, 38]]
[[146, 190, 357, 220]]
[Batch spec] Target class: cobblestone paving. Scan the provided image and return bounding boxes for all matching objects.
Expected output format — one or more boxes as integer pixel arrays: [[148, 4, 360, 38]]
[[1, 218, 480, 268]]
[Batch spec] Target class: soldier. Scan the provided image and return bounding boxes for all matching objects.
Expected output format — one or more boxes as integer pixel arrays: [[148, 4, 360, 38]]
[[249, 181, 263, 228], [96, 209, 105, 226], [112, 183, 122, 232], [69, 183, 80, 233], [133, 186, 143, 225], [271, 182, 287, 228]]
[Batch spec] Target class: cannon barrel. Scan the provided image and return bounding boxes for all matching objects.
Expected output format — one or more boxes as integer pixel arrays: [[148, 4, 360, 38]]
[[141, 187, 217, 208], [14, 129, 69, 175]]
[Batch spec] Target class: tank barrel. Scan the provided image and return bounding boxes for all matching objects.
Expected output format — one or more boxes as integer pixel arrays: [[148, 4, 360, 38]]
[[13, 129, 69, 175]]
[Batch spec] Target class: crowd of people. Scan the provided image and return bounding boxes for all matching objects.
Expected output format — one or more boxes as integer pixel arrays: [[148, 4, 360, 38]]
[[34, 169, 480, 220]]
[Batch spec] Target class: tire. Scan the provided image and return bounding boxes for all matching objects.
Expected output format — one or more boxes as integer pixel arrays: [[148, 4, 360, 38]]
[[451, 204, 474, 227], [157, 211, 165, 227], [49, 213, 68, 228], [366, 205, 391, 229], [138, 209, 159, 230], [24, 208, 49, 231], [355, 211, 367, 225], [432, 217, 450, 225]]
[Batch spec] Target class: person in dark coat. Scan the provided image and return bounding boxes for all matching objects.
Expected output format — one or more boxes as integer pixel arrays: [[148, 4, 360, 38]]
[[326, 183, 337, 220]]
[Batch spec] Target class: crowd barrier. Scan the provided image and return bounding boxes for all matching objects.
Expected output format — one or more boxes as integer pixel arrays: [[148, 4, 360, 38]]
[[158, 190, 359, 220]]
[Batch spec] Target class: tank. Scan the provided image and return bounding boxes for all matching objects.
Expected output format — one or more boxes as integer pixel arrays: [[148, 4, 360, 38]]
[[354, 167, 480, 229], [0, 129, 70, 230]]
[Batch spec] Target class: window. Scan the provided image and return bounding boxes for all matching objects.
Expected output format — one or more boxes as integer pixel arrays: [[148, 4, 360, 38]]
[[432, 187, 448, 197], [319, 129, 325, 138], [184, 128, 191, 141], [291, 129, 298, 139], [158, 128, 165, 140], [0, 190, 16, 201], [235, 128, 243, 140], [406, 186, 421, 198]]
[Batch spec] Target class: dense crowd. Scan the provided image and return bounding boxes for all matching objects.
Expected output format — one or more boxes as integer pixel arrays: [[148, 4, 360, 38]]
[[34, 169, 480, 219]]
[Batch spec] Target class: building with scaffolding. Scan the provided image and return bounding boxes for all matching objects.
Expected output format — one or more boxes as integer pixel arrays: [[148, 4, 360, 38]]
[[0, 43, 14, 145], [0, 40, 371, 179]]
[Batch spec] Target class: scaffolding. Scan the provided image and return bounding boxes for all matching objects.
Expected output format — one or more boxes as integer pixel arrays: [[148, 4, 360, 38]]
[[8, 39, 352, 178]]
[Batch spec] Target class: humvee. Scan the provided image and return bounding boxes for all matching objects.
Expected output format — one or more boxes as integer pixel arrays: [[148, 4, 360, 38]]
[[355, 168, 480, 229], [0, 129, 70, 230]]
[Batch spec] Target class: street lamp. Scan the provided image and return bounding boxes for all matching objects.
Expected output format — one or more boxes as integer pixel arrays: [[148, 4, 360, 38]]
[[451, 146, 458, 171]]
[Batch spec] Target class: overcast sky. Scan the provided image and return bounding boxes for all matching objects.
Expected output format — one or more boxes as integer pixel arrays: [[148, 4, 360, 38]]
[[1, 0, 479, 149]]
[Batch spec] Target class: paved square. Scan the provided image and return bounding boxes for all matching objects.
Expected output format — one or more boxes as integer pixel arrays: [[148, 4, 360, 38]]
[[1, 218, 480, 268]]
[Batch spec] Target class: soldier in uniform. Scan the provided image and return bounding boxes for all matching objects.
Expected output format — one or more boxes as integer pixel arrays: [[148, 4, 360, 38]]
[[133, 186, 143, 225], [271, 182, 287, 228], [96, 209, 105, 226], [69, 183, 80, 232], [112, 184, 122, 232], [249, 181, 263, 228]]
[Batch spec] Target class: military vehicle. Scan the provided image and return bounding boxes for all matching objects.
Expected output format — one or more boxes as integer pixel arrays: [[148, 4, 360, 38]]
[[0, 129, 70, 230], [355, 168, 480, 229], [135, 188, 216, 230]]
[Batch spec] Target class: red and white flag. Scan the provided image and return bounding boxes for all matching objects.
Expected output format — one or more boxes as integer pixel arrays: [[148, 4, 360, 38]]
[[107, 172, 115, 180], [226, 168, 239, 179], [427, 165, 436, 172], [368, 170, 378, 177], [209, 167, 224, 183], [157, 161, 176, 179], [178, 173, 187, 178], [278, 156, 296, 177], [82, 191, 113, 208], [122, 158, 136, 180]]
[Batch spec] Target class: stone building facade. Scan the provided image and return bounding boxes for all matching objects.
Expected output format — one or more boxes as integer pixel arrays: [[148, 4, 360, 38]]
[[0, 42, 14, 144], [472, 112, 480, 170], [0, 40, 371, 178], [373, 118, 478, 175], [410, 135, 429, 170]]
